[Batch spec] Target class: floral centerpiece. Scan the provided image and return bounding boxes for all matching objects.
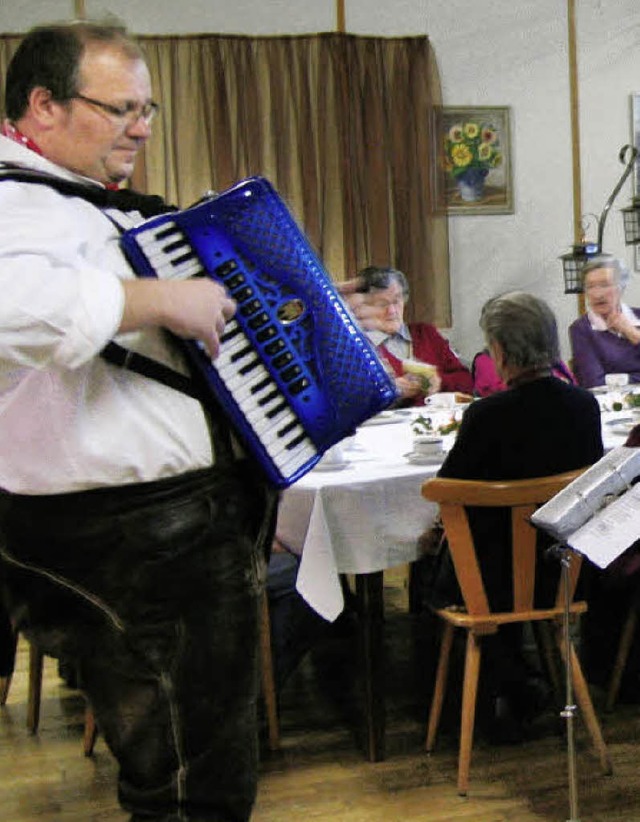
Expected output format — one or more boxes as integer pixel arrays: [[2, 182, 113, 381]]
[[444, 119, 503, 202]]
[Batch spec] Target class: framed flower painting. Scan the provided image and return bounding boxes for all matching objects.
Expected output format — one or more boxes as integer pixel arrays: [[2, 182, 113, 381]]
[[433, 105, 514, 215]]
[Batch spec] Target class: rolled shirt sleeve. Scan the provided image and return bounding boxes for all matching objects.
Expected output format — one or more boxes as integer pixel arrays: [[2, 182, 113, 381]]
[[0, 182, 126, 371]]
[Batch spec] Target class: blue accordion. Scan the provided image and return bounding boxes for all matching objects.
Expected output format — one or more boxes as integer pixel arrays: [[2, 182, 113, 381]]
[[120, 176, 397, 488]]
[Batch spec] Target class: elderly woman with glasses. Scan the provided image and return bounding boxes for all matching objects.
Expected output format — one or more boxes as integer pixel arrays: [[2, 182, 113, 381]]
[[569, 255, 640, 388], [356, 265, 473, 405]]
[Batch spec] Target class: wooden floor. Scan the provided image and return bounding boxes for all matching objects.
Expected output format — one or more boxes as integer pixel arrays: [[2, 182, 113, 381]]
[[2, 571, 640, 821]]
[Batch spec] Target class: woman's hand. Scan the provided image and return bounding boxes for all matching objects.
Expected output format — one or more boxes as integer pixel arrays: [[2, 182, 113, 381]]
[[338, 278, 385, 330], [607, 310, 640, 345]]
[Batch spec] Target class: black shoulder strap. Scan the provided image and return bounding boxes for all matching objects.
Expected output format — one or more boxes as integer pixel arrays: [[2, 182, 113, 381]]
[[0, 161, 176, 217], [0, 162, 199, 398]]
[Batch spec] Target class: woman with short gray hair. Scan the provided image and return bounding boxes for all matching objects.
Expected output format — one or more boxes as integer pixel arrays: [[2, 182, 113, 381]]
[[570, 255, 640, 388], [480, 291, 560, 377], [423, 290, 603, 742]]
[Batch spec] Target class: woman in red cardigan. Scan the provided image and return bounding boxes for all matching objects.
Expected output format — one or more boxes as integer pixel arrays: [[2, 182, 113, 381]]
[[357, 266, 473, 405]]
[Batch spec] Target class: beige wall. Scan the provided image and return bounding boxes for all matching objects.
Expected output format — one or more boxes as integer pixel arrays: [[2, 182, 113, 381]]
[[2, 0, 640, 362]]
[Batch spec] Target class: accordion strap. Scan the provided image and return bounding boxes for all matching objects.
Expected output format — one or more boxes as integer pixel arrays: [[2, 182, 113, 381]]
[[101, 341, 201, 400], [0, 162, 175, 216], [0, 162, 238, 462]]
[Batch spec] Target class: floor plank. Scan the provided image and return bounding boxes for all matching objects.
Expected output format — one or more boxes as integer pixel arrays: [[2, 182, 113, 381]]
[[1, 572, 639, 821]]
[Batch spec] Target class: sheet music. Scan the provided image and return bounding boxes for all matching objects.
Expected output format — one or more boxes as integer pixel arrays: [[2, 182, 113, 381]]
[[568, 483, 640, 568], [530, 447, 640, 543]]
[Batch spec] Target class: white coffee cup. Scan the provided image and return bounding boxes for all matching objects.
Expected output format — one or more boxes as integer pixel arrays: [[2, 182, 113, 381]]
[[605, 373, 629, 390], [424, 392, 457, 411], [413, 435, 443, 456]]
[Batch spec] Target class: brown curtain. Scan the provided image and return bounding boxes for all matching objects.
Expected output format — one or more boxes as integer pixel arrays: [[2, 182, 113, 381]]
[[0, 32, 450, 325]]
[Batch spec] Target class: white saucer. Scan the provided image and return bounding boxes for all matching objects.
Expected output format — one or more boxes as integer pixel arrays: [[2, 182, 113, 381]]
[[404, 451, 444, 465], [313, 460, 352, 472], [609, 421, 636, 437], [360, 411, 405, 426]]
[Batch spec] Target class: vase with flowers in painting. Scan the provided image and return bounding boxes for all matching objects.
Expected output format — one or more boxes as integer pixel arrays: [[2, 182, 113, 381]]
[[444, 120, 502, 204]]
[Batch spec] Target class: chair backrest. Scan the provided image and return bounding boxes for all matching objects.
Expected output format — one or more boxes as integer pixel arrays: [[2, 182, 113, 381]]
[[421, 470, 587, 618]]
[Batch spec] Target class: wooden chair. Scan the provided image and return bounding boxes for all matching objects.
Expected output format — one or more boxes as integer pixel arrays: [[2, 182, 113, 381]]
[[1, 593, 280, 756], [421, 471, 612, 796], [0, 632, 98, 754]]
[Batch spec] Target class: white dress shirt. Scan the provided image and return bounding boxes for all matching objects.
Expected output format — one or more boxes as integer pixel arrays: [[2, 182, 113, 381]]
[[0, 136, 214, 494]]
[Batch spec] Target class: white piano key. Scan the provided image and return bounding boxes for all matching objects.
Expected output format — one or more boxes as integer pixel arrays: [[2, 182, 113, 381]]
[[154, 258, 204, 280]]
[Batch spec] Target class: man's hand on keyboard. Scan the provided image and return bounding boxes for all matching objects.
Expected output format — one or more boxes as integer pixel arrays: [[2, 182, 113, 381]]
[[120, 279, 236, 360]]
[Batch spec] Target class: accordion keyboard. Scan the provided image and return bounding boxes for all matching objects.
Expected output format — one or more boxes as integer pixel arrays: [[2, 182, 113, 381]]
[[131, 219, 318, 478]]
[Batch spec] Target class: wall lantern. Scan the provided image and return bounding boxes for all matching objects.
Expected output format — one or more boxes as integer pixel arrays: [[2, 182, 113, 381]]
[[560, 144, 638, 293]]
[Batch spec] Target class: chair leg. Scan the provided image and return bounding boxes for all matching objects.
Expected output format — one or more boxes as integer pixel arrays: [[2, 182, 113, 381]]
[[556, 628, 612, 775], [0, 674, 12, 706], [0, 630, 18, 706], [457, 632, 482, 797], [83, 704, 99, 757], [426, 622, 454, 753], [605, 605, 638, 712], [259, 591, 280, 752], [26, 643, 44, 734]]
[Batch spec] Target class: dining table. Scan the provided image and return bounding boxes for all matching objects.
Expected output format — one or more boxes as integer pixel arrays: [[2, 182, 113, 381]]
[[274, 388, 634, 762]]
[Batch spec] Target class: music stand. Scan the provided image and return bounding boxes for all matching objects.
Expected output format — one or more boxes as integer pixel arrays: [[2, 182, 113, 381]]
[[547, 541, 582, 822]]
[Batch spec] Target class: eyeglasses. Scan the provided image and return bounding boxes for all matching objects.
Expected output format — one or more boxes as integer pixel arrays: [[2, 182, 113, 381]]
[[70, 93, 159, 125], [371, 297, 405, 310]]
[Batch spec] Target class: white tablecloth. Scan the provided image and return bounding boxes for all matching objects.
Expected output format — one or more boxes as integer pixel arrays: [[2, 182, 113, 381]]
[[276, 396, 633, 622], [276, 409, 456, 621]]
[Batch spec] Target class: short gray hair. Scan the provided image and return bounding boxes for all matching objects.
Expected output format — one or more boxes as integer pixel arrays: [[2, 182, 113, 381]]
[[357, 266, 409, 299], [480, 291, 559, 369], [581, 254, 630, 291]]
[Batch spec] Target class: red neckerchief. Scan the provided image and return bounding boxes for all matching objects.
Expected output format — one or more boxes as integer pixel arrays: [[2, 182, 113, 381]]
[[1, 120, 120, 190], [1, 120, 44, 155]]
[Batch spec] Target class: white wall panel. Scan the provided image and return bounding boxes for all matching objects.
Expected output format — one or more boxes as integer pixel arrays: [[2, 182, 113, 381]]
[[86, 0, 334, 35]]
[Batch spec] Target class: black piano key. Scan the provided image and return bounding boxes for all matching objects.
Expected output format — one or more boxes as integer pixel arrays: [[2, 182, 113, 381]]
[[289, 377, 310, 395], [277, 419, 298, 438], [155, 225, 178, 240], [257, 389, 280, 407], [172, 251, 195, 267], [230, 344, 253, 363], [250, 377, 272, 395], [266, 400, 288, 419], [215, 259, 239, 278], [164, 238, 186, 253], [286, 432, 307, 450], [239, 356, 260, 375], [264, 339, 285, 356], [220, 324, 241, 344]]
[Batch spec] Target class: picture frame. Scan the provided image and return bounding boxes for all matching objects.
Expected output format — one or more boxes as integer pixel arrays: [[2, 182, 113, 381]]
[[433, 105, 514, 215], [631, 93, 640, 269]]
